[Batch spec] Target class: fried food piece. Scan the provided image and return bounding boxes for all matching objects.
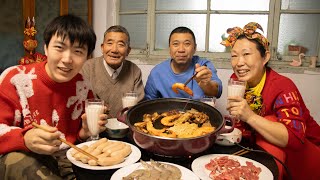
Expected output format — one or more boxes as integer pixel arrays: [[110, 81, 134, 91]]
[[172, 83, 193, 96]]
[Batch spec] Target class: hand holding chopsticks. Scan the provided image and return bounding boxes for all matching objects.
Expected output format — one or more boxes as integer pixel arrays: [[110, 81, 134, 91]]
[[31, 122, 98, 161]]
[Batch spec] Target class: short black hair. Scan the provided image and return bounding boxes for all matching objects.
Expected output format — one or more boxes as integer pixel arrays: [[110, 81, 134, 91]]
[[104, 25, 130, 46], [43, 14, 96, 57], [169, 26, 196, 45]]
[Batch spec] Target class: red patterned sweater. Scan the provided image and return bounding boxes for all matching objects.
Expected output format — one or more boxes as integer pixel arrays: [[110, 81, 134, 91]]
[[0, 61, 93, 154], [232, 68, 320, 149]]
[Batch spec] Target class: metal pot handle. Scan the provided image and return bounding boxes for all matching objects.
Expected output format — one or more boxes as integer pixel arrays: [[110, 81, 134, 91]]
[[116, 107, 129, 124], [217, 115, 236, 134]]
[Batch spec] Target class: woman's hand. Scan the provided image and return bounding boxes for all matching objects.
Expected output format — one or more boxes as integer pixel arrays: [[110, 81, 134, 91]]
[[24, 125, 61, 155], [226, 96, 256, 122]]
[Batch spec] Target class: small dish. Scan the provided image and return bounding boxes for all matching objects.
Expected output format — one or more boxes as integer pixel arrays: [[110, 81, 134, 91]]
[[215, 127, 242, 146], [105, 118, 129, 138]]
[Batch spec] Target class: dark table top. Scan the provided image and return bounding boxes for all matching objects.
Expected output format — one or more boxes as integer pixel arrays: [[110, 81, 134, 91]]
[[73, 134, 278, 180]]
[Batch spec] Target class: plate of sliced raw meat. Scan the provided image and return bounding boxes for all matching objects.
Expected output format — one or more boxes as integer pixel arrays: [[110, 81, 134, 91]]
[[191, 154, 273, 180]]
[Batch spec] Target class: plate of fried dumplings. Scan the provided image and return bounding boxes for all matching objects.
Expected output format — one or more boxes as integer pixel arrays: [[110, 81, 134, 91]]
[[66, 138, 141, 170]]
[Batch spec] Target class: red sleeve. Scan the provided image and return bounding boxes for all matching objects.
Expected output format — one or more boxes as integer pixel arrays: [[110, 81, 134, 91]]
[[0, 94, 32, 154], [273, 89, 306, 149], [0, 69, 32, 154]]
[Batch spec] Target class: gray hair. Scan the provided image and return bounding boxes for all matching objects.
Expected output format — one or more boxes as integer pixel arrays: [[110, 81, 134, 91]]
[[104, 25, 130, 46]]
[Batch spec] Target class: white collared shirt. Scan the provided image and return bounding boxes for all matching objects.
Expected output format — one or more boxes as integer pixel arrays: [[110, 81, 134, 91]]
[[103, 59, 123, 79]]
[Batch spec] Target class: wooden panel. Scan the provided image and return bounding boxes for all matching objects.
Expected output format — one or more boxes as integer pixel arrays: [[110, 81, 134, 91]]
[[23, 0, 35, 20], [88, 0, 92, 25], [60, 0, 68, 16]]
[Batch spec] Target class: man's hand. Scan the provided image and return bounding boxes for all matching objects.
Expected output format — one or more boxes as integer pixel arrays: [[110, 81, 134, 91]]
[[24, 125, 61, 155], [194, 63, 212, 85], [80, 111, 109, 140]]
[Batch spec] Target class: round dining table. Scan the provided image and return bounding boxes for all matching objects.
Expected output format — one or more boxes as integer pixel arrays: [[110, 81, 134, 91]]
[[73, 133, 278, 180]]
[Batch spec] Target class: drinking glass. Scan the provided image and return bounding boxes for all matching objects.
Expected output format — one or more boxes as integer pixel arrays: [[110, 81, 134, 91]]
[[227, 78, 246, 98], [227, 78, 246, 118], [122, 91, 138, 108], [200, 96, 216, 107], [85, 98, 104, 140]]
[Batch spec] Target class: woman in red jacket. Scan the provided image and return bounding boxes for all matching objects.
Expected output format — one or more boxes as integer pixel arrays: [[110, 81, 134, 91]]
[[221, 22, 320, 180]]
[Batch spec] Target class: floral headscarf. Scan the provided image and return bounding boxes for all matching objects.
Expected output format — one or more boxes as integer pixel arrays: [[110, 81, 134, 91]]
[[220, 22, 270, 51]]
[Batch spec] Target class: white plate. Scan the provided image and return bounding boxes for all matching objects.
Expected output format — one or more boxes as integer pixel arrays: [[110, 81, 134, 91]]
[[191, 154, 273, 180], [111, 161, 200, 180], [66, 140, 141, 170]]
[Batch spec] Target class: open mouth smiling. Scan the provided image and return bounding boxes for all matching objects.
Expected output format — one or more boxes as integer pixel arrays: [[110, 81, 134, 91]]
[[237, 69, 249, 76], [58, 67, 72, 73], [108, 54, 121, 60]]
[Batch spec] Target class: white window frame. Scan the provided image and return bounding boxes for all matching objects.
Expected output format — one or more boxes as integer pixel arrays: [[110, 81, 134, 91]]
[[115, 0, 320, 73]]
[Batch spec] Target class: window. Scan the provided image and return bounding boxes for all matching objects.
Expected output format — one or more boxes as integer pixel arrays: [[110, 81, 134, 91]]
[[117, 0, 320, 72]]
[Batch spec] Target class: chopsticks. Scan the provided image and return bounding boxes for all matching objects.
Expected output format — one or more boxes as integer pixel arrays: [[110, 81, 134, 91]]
[[232, 149, 250, 156], [184, 72, 198, 86], [183, 64, 207, 86], [31, 122, 98, 161]]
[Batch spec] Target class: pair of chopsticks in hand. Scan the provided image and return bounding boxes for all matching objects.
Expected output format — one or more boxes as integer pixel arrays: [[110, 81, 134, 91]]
[[31, 122, 98, 161]]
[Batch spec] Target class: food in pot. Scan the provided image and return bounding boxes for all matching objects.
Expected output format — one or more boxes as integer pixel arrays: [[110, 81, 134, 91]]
[[70, 138, 132, 166], [205, 156, 262, 179], [123, 159, 182, 180], [134, 109, 215, 138]]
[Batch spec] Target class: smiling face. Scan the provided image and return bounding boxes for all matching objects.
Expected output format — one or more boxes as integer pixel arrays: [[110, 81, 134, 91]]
[[169, 33, 196, 68], [231, 38, 270, 87], [44, 34, 88, 83], [101, 32, 131, 69]]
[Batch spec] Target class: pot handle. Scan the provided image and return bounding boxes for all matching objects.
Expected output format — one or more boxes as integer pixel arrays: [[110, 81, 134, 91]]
[[217, 115, 236, 134], [116, 107, 129, 124]]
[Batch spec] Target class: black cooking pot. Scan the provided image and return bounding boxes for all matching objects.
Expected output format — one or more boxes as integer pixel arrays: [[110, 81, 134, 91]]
[[119, 98, 233, 157]]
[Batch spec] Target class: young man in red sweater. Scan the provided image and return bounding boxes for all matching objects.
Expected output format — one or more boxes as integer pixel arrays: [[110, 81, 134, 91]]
[[0, 14, 107, 179]]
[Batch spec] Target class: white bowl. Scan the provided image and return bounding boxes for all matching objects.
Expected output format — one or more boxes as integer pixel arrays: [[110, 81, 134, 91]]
[[215, 127, 242, 146], [105, 118, 129, 138]]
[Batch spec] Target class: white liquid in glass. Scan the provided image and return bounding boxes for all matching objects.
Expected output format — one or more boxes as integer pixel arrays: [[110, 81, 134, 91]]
[[122, 96, 138, 108], [228, 84, 246, 97], [204, 101, 215, 107], [85, 104, 104, 136], [201, 98, 216, 107]]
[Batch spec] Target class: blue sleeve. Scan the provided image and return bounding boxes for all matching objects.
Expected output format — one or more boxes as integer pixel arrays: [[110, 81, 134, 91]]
[[144, 72, 159, 100]]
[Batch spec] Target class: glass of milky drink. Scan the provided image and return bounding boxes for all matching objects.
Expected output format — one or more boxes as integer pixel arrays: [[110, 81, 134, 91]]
[[122, 91, 138, 109], [227, 78, 246, 99], [200, 96, 216, 107], [85, 98, 105, 141]]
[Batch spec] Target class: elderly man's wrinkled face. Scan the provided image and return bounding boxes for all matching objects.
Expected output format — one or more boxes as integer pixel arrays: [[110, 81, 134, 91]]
[[231, 38, 270, 87], [101, 32, 131, 69], [169, 33, 196, 66]]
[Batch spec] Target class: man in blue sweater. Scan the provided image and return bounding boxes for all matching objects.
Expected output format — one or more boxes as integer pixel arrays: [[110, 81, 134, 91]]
[[145, 26, 222, 100]]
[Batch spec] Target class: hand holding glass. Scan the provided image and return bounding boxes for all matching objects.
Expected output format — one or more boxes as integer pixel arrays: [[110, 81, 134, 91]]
[[85, 99, 104, 140], [122, 91, 138, 108], [227, 79, 246, 98], [227, 78, 246, 117]]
